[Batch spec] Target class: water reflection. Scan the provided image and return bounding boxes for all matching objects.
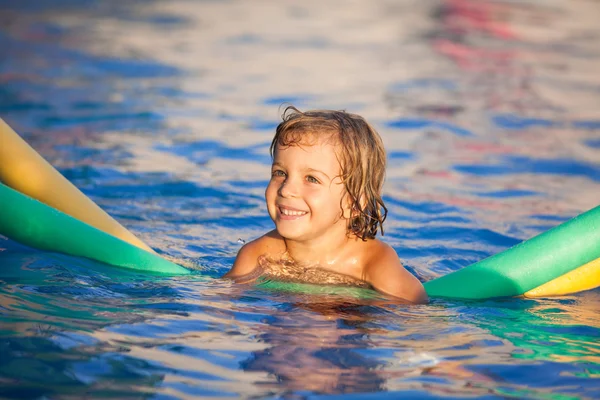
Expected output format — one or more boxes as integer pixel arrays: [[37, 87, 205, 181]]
[[233, 294, 509, 397], [241, 300, 387, 395]]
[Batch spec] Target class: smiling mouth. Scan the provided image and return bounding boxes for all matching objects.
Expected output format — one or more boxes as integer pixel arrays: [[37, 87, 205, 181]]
[[278, 207, 308, 217]]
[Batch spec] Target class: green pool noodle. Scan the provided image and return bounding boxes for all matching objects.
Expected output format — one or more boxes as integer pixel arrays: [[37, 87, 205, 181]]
[[0, 182, 190, 275], [424, 205, 600, 299], [255, 278, 382, 300]]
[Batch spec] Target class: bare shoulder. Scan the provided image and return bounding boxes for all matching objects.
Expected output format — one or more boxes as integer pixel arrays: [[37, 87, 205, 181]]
[[223, 230, 285, 279], [362, 240, 429, 304]]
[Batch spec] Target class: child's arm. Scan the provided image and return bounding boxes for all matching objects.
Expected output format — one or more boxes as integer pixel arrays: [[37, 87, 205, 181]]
[[364, 243, 429, 304], [223, 230, 283, 280], [223, 240, 261, 280]]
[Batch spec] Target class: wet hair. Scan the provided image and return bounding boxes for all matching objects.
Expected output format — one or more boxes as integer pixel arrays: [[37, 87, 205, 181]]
[[270, 105, 388, 240]]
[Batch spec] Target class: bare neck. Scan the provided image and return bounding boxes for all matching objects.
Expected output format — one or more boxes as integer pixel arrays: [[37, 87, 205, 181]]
[[282, 231, 358, 268]]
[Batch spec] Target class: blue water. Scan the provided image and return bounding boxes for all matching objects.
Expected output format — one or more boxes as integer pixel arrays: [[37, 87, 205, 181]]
[[1, 0, 600, 398]]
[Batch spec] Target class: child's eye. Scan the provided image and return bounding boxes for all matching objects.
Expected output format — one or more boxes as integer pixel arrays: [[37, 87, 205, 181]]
[[272, 170, 286, 178], [306, 175, 319, 184]]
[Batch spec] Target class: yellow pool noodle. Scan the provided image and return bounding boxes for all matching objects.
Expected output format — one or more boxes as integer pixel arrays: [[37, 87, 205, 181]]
[[524, 257, 600, 297], [0, 118, 155, 253]]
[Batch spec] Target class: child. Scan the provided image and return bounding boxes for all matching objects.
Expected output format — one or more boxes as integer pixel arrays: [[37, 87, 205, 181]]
[[224, 106, 428, 304]]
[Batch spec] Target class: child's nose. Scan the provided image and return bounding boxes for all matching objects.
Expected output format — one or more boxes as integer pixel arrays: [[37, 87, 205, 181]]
[[279, 178, 299, 198]]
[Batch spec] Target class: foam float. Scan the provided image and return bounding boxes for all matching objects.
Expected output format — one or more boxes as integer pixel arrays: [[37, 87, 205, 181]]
[[0, 118, 598, 298]]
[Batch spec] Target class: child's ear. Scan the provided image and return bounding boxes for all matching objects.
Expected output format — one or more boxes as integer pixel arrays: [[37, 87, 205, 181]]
[[342, 193, 365, 219], [342, 193, 354, 219]]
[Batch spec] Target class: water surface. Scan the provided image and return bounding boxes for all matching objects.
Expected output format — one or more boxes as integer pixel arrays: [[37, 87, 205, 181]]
[[1, 0, 599, 398]]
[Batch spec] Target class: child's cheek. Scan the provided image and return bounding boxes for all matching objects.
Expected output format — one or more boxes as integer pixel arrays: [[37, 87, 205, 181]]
[[305, 184, 323, 196]]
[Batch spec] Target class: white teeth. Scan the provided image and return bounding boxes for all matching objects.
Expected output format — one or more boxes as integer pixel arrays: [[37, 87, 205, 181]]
[[280, 208, 307, 216]]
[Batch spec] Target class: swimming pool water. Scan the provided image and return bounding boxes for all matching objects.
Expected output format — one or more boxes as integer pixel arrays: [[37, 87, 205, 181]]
[[1, 0, 599, 398]]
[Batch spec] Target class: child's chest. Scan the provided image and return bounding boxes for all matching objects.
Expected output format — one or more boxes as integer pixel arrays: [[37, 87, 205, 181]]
[[256, 254, 371, 288]]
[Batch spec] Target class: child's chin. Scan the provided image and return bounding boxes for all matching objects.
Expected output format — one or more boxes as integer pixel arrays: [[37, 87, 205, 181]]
[[275, 226, 306, 241]]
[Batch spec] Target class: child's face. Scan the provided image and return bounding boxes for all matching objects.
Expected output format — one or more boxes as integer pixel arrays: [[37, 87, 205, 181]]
[[266, 136, 350, 243]]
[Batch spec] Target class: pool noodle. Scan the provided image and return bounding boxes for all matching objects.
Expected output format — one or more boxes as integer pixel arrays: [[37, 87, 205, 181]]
[[423, 205, 600, 299], [0, 119, 598, 298], [524, 257, 600, 298], [255, 278, 382, 300], [0, 182, 189, 275], [0, 118, 154, 253]]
